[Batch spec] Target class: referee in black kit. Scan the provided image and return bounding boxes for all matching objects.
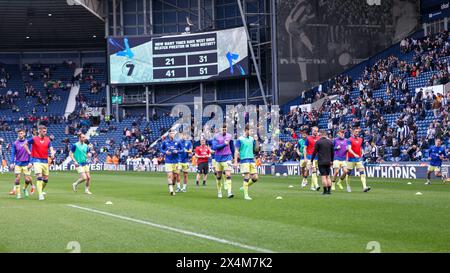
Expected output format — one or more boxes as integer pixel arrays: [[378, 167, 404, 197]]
[[311, 129, 334, 195]]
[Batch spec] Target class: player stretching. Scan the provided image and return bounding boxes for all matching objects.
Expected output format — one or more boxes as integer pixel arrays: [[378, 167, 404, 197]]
[[70, 133, 93, 194], [235, 125, 259, 200], [177, 134, 192, 192], [304, 126, 320, 191], [161, 130, 181, 196], [296, 130, 308, 188], [27, 125, 55, 201], [331, 129, 347, 191], [10, 129, 34, 199], [195, 138, 211, 186], [347, 128, 371, 192], [425, 138, 447, 185], [212, 124, 234, 198]]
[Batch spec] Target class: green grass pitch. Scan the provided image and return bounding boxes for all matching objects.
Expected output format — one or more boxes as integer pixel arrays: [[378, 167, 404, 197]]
[[1, 171, 449, 253]]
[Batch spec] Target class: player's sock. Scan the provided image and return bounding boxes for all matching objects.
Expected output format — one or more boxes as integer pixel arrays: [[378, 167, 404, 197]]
[[42, 179, 48, 191], [202, 180, 206, 186], [37, 178, 43, 195], [336, 179, 343, 189], [301, 177, 308, 188], [331, 182, 336, 191], [361, 173, 367, 189], [248, 178, 257, 187], [182, 183, 186, 190], [15, 183, 21, 197], [167, 177, 174, 193], [74, 178, 84, 185], [312, 173, 318, 188], [84, 184, 93, 195], [226, 176, 232, 195], [216, 180, 222, 192], [243, 179, 249, 197], [222, 175, 227, 190], [216, 175, 222, 193], [196, 180, 199, 186]]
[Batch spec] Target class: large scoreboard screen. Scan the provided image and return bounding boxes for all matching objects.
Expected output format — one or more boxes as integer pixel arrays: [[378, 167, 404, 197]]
[[108, 27, 248, 85]]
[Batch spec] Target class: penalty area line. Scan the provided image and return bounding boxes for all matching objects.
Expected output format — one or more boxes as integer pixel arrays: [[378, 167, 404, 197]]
[[66, 204, 275, 253]]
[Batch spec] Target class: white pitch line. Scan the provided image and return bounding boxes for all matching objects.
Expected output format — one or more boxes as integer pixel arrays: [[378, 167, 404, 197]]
[[67, 204, 275, 253]]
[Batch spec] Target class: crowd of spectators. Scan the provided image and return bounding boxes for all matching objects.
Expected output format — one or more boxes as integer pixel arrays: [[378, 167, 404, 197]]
[[2, 30, 450, 167], [0, 65, 11, 88], [275, 31, 450, 163], [92, 117, 161, 166]]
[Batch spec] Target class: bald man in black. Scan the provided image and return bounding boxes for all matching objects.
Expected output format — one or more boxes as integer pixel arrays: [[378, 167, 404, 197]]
[[311, 130, 334, 195]]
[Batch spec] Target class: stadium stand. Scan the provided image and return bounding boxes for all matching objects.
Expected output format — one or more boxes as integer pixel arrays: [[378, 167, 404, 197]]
[[278, 31, 450, 163], [1, 30, 449, 167]]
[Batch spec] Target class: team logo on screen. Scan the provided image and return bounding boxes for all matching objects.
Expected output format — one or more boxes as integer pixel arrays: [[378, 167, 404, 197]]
[[226, 52, 245, 75], [109, 37, 134, 59]]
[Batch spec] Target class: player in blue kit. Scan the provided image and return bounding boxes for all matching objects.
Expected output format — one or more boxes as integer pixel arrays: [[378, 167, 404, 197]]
[[425, 138, 448, 185], [176, 133, 192, 193], [161, 130, 182, 195]]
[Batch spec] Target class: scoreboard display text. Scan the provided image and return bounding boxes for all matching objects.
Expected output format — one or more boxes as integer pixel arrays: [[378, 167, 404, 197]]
[[108, 27, 248, 84]]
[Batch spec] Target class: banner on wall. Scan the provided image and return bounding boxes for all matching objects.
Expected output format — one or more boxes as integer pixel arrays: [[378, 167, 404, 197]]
[[84, 107, 104, 117], [272, 162, 448, 180], [289, 103, 312, 112], [415, 83, 450, 96], [1, 162, 446, 180]]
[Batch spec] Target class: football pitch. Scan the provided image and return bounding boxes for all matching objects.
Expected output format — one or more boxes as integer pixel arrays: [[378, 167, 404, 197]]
[[1, 171, 450, 253]]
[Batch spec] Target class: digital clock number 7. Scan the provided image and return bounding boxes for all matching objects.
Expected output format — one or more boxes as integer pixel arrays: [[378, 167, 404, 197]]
[[122, 61, 135, 77]]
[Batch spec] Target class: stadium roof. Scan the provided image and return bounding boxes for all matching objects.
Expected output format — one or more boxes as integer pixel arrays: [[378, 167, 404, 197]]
[[0, 0, 105, 51]]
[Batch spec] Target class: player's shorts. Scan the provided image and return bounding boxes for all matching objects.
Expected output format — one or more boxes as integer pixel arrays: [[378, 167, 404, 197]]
[[318, 165, 331, 176], [347, 161, 364, 170], [178, 163, 189, 173], [240, 162, 257, 174], [33, 162, 49, 176], [197, 162, 209, 174], [300, 159, 308, 168], [165, 163, 179, 173], [428, 165, 441, 172], [307, 160, 318, 169], [15, 165, 31, 176], [211, 159, 217, 170], [215, 161, 232, 172], [333, 160, 348, 169], [77, 165, 90, 174]]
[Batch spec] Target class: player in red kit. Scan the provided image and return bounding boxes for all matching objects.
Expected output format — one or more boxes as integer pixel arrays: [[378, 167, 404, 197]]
[[195, 138, 211, 186], [26, 125, 55, 200], [303, 126, 321, 191], [346, 128, 371, 192]]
